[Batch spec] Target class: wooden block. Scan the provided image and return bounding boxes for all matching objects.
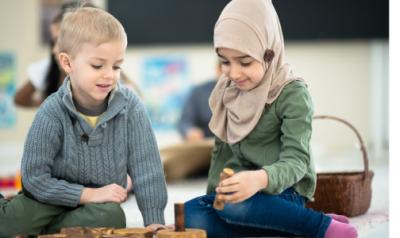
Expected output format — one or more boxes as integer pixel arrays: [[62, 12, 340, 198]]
[[40, 226, 155, 238], [60, 226, 85, 235], [155, 202, 207, 238], [86, 227, 114, 235], [156, 228, 206, 238], [113, 228, 153, 238], [37, 234, 67, 238], [102, 234, 142, 238], [174, 203, 185, 232], [213, 168, 235, 210]]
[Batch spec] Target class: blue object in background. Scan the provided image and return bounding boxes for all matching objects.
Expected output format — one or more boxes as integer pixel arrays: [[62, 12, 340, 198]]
[[140, 55, 190, 131], [0, 52, 16, 128]]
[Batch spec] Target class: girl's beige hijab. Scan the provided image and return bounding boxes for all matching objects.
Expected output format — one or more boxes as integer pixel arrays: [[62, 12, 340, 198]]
[[209, 0, 303, 144]]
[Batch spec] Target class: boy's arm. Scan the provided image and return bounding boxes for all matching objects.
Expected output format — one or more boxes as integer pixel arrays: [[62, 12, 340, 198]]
[[127, 101, 168, 226], [21, 110, 84, 207]]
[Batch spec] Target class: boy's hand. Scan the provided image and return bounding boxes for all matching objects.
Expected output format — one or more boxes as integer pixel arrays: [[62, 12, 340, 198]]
[[126, 174, 133, 192], [215, 169, 268, 204], [80, 183, 128, 204], [146, 224, 168, 233]]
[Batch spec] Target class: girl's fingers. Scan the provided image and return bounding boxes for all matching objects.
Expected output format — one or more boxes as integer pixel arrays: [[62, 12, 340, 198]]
[[217, 183, 239, 194], [220, 177, 239, 187], [218, 192, 241, 203]]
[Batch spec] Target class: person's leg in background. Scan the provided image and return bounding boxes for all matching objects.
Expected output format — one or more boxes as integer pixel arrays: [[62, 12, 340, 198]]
[[44, 202, 126, 234], [0, 193, 64, 237]]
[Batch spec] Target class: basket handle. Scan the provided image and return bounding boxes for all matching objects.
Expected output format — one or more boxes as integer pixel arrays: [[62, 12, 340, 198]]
[[313, 115, 370, 179]]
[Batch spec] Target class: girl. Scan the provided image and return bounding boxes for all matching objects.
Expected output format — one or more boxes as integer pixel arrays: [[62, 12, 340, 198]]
[[184, 0, 358, 237]]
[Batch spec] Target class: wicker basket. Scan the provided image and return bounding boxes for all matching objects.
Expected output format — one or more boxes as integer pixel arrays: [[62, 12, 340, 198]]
[[306, 115, 374, 217]]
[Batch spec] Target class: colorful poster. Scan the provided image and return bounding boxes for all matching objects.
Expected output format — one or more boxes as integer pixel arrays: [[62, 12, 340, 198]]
[[0, 53, 16, 128], [140, 55, 190, 131]]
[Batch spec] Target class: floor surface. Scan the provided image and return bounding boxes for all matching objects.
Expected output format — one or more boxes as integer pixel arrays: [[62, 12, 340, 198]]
[[0, 142, 389, 237]]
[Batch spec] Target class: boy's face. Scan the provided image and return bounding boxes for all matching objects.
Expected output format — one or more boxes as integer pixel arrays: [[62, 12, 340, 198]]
[[217, 47, 265, 91], [59, 40, 125, 108]]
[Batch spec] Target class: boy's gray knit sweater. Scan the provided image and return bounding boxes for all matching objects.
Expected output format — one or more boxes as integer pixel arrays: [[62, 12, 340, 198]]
[[21, 78, 167, 225]]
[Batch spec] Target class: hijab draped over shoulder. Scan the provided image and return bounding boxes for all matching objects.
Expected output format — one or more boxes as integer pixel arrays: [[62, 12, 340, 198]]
[[208, 0, 304, 144]]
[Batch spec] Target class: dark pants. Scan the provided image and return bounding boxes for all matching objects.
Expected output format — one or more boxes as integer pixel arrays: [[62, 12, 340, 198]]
[[184, 188, 331, 238], [0, 194, 125, 237]]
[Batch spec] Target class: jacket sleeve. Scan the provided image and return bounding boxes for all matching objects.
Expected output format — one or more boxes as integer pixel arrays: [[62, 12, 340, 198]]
[[262, 83, 314, 194]]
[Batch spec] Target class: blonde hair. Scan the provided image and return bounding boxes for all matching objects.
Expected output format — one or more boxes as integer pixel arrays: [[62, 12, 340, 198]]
[[58, 7, 127, 56]]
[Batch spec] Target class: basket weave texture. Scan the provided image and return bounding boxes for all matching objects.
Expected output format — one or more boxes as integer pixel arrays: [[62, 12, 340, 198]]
[[306, 115, 374, 217]]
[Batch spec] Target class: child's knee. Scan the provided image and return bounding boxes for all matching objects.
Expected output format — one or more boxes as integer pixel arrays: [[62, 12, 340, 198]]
[[184, 198, 213, 229], [90, 203, 126, 227], [217, 203, 248, 223], [185, 212, 212, 231], [0, 210, 41, 237], [1, 195, 50, 236]]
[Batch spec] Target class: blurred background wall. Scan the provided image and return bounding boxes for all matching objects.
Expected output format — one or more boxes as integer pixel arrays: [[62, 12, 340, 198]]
[[0, 0, 388, 171]]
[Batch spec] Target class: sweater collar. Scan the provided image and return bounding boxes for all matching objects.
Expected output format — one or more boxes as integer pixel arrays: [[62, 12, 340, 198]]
[[60, 77, 127, 124]]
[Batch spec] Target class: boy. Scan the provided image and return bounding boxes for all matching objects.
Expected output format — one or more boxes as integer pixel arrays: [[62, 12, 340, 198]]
[[0, 7, 167, 237]]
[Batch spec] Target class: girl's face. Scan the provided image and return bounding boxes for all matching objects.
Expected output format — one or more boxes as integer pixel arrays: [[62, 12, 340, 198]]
[[217, 48, 265, 91]]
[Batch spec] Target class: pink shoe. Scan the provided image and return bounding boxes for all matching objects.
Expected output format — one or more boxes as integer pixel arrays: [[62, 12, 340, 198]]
[[327, 213, 350, 224], [324, 219, 358, 238]]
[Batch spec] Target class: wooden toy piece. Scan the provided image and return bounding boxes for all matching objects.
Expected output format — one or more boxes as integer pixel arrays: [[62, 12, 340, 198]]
[[37, 234, 67, 238], [102, 234, 142, 238], [156, 203, 206, 238], [40, 226, 154, 238], [156, 229, 206, 238], [113, 228, 153, 238], [174, 203, 185, 232], [213, 168, 235, 210], [60, 226, 85, 236], [85, 227, 114, 237], [101, 234, 132, 238]]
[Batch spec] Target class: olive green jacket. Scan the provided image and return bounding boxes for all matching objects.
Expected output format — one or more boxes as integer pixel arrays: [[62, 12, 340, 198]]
[[206, 81, 316, 201]]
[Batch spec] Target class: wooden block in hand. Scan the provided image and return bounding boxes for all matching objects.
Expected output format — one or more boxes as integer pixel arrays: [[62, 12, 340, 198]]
[[213, 168, 235, 210]]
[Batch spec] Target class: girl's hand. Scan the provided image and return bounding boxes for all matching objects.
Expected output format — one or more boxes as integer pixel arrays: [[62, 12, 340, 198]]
[[80, 183, 128, 204], [216, 169, 268, 204]]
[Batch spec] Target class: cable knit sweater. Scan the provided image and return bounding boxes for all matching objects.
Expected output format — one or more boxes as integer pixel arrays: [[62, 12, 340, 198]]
[[21, 78, 167, 225]]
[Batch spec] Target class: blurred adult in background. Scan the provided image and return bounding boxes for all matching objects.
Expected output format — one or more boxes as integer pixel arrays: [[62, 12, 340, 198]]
[[161, 63, 222, 182], [14, 5, 67, 107], [14, 2, 140, 108], [177, 62, 222, 141]]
